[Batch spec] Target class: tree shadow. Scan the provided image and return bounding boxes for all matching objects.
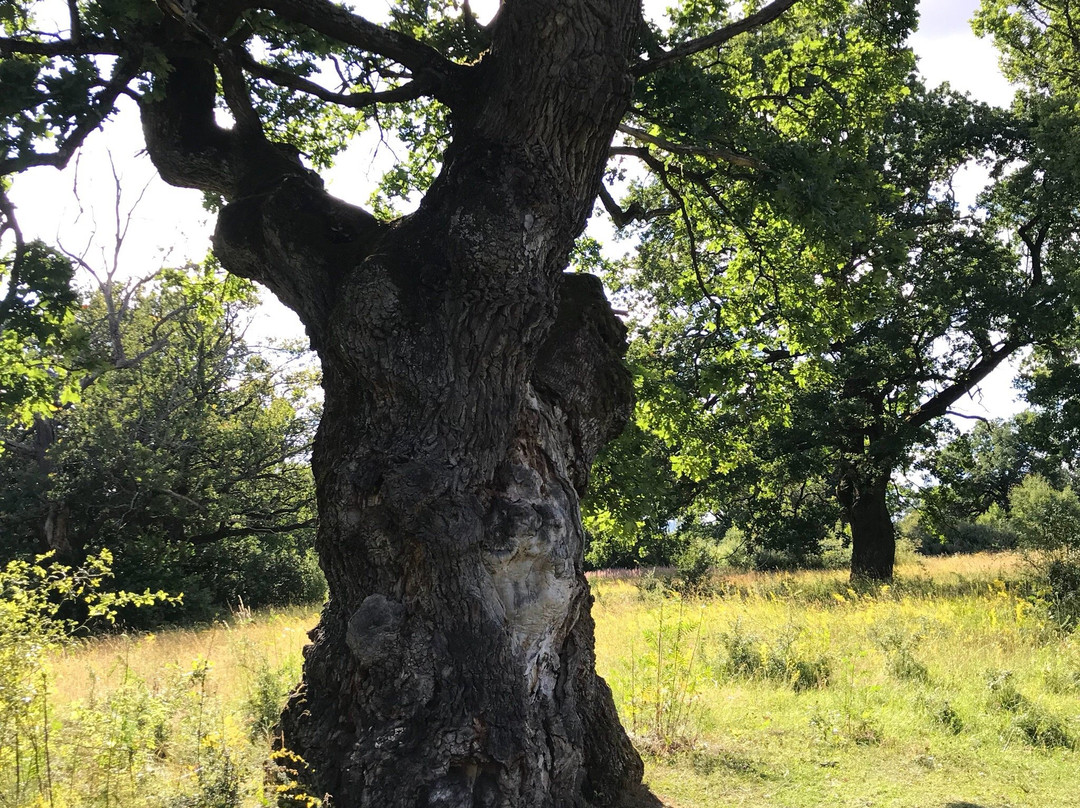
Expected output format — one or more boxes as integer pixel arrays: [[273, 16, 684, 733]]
[[617, 792, 996, 808], [618, 783, 669, 807]]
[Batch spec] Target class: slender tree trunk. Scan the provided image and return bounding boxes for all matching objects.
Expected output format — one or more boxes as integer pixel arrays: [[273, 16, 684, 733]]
[[32, 416, 78, 561], [838, 468, 895, 581]]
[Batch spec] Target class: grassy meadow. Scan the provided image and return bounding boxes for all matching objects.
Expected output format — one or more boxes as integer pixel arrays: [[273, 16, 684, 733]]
[[594, 553, 1080, 808], [12, 553, 1080, 807]]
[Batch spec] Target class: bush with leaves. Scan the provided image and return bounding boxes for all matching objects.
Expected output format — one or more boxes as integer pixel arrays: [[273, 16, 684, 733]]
[[0, 264, 325, 620], [0, 550, 174, 803], [915, 414, 1067, 554], [1008, 475, 1080, 555], [1007, 475, 1080, 626]]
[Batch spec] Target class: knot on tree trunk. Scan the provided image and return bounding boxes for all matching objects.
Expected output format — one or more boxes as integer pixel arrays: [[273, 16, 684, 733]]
[[345, 594, 406, 667]]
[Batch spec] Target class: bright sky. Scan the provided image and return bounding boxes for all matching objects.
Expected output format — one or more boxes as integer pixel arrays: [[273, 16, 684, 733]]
[[6, 0, 1024, 421]]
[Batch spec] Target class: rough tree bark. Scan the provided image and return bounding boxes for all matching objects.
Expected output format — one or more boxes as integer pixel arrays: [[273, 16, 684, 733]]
[[838, 466, 895, 582], [142, 1, 645, 804]]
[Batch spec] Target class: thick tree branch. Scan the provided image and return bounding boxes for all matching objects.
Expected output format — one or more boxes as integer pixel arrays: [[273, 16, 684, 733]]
[[617, 123, 764, 168], [236, 48, 432, 108], [0, 436, 35, 456], [137, 49, 384, 339], [907, 340, 1018, 430], [254, 0, 467, 103], [1018, 215, 1048, 287], [636, 0, 801, 75], [216, 50, 265, 136], [66, 0, 83, 44], [140, 53, 288, 196], [596, 184, 676, 227], [0, 36, 123, 57], [0, 187, 27, 326]]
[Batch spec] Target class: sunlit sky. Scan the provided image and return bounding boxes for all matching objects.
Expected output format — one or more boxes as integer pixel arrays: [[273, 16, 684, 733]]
[[7, 0, 1023, 422]]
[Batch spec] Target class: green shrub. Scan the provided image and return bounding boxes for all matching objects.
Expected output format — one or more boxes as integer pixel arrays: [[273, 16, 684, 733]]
[[987, 670, 1031, 713], [674, 534, 722, 591], [1042, 661, 1080, 694], [0, 550, 174, 806], [1043, 557, 1080, 628], [1012, 709, 1075, 750], [266, 749, 323, 808], [933, 701, 964, 734], [1009, 475, 1080, 555], [905, 504, 1019, 556], [1005, 476, 1080, 627], [167, 749, 242, 808], [987, 668, 1077, 749], [807, 707, 882, 746], [242, 654, 295, 741], [871, 619, 931, 684], [718, 624, 831, 691]]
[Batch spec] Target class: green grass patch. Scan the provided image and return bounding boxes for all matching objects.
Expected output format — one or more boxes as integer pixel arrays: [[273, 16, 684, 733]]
[[593, 553, 1080, 807]]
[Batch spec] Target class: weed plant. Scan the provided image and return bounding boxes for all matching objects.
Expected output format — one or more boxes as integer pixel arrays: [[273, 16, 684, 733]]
[[622, 593, 706, 749], [0, 553, 318, 808], [717, 622, 832, 690]]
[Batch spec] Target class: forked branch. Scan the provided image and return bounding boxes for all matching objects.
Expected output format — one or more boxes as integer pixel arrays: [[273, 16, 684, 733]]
[[636, 0, 801, 75]]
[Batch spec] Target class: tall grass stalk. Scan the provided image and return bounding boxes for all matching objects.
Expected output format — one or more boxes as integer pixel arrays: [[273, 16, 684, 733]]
[[624, 593, 707, 749]]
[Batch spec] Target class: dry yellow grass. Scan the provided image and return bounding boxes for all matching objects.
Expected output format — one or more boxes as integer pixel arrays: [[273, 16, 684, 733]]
[[50, 606, 315, 708]]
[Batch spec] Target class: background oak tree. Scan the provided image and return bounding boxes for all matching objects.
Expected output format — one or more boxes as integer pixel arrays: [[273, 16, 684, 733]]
[[596, 1, 1080, 581]]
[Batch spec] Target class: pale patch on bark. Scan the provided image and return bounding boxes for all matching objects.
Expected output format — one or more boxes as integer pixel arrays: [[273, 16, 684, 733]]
[[483, 386, 584, 700]]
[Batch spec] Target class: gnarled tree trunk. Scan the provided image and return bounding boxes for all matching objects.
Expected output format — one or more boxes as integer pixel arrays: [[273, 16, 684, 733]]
[[276, 270, 640, 805], [144, 1, 645, 804], [838, 466, 895, 582]]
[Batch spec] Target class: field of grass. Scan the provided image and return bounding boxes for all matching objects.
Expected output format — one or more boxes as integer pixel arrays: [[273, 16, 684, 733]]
[[10, 553, 1079, 807], [594, 553, 1080, 807]]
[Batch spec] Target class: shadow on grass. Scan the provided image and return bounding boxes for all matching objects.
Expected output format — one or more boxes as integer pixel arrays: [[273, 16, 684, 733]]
[[618, 782, 668, 807], [946, 802, 991, 808]]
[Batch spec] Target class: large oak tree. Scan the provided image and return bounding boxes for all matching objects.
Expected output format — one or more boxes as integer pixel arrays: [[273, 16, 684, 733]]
[[600, 1, 1080, 582], [1, 0, 805, 804]]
